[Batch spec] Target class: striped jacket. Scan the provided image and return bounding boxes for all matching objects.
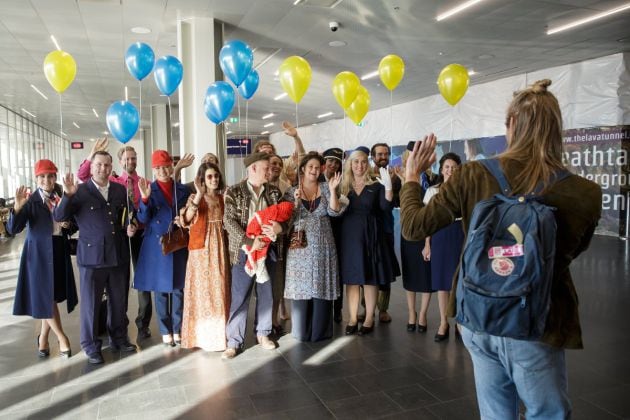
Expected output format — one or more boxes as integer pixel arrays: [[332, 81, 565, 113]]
[[223, 180, 288, 265]]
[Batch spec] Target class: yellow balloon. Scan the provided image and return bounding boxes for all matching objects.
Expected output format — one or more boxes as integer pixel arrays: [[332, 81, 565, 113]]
[[332, 71, 360, 110], [278, 56, 312, 104], [345, 85, 370, 125], [43, 50, 77, 93], [378, 54, 405, 91], [437, 63, 470, 106]]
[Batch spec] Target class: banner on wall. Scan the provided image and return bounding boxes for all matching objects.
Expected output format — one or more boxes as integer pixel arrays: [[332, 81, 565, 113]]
[[387, 125, 629, 237]]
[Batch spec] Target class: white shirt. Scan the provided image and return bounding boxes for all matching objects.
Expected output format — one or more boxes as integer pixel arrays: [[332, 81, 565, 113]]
[[91, 178, 110, 201]]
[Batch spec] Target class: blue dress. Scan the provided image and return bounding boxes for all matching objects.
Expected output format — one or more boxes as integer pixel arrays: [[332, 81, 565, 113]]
[[424, 185, 464, 291], [340, 183, 395, 286]]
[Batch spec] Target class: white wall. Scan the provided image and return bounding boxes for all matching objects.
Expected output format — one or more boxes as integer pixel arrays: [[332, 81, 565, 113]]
[[270, 53, 628, 154]]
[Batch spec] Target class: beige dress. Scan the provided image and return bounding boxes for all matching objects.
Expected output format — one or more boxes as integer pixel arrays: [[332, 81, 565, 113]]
[[181, 194, 231, 351]]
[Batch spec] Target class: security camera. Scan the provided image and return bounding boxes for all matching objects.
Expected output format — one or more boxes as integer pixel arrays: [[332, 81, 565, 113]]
[[329, 21, 339, 32]]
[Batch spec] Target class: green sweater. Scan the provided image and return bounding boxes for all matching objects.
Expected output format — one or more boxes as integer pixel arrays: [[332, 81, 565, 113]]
[[400, 160, 602, 349]]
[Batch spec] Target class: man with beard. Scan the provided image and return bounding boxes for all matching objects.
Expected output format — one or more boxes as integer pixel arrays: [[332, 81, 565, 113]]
[[369, 143, 402, 323]]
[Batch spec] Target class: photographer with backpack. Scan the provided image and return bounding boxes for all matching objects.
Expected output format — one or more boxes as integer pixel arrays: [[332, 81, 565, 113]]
[[400, 79, 602, 419]]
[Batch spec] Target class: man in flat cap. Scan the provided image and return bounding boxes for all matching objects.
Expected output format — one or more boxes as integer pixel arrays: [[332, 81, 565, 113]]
[[222, 152, 289, 359]]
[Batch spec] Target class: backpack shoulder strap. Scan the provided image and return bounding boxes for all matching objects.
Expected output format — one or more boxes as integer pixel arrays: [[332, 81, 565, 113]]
[[533, 169, 572, 195], [479, 159, 512, 196]]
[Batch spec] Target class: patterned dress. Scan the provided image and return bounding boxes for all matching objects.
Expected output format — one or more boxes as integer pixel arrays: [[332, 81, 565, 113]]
[[283, 182, 344, 301], [181, 194, 231, 351]]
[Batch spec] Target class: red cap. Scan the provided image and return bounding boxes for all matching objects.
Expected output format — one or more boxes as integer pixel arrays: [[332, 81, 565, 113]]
[[34, 159, 58, 176], [151, 150, 173, 168]]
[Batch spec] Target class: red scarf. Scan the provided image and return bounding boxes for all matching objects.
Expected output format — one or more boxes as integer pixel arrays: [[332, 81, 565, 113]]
[[156, 179, 174, 206]]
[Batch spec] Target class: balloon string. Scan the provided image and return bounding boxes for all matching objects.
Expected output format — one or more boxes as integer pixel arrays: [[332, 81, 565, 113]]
[[139, 80, 143, 148], [295, 102, 300, 187], [295, 102, 299, 129], [167, 95, 173, 155], [59, 93, 63, 138], [449, 107, 454, 153], [237, 94, 241, 133], [389, 90, 393, 155], [343, 112, 346, 163]]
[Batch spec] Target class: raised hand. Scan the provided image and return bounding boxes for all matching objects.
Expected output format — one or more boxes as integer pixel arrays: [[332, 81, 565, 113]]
[[14, 186, 28, 212], [193, 176, 204, 197], [293, 188, 302, 206], [406, 133, 437, 183], [392, 166, 405, 183], [62, 173, 78, 196], [88, 137, 108, 160], [376, 167, 393, 191], [282, 121, 298, 138], [138, 177, 151, 199], [328, 172, 341, 191], [175, 153, 195, 171]]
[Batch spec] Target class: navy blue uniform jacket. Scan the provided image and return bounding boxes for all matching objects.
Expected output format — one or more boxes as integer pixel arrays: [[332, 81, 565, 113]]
[[54, 181, 130, 268], [7, 192, 78, 318]]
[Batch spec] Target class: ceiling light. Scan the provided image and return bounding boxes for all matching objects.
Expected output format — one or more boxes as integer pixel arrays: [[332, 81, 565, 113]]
[[125, 86, 128, 101], [274, 93, 288, 101], [172, 122, 180, 127], [72, 122, 80, 128], [436, 0, 486, 21], [263, 122, 274, 128], [261, 130, 271, 135], [50, 35, 61, 51], [131, 27, 151, 34], [262, 113, 275, 120], [547, 2, 630, 35], [21, 108, 36, 118], [89, 138, 95, 142], [30, 84, 48, 100], [468, 69, 477, 76], [293, 0, 304, 5], [361, 70, 379, 81], [476, 53, 495, 60], [329, 41, 347, 47], [226, 130, 233, 135], [102, 131, 109, 135], [92, 108, 99, 118], [61, 131, 67, 137], [330, 0, 344, 7], [4, 93, 14, 97], [318, 112, 334, 118]]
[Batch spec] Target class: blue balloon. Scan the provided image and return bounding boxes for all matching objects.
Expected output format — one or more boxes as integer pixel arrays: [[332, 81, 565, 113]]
[[238, 69, 259, 100], [219, 40, 253, 87], [154, 55, 183, 96], [106, 101, 139, 144], [204, 82, 235, 124], [125, 42, 155, 81]]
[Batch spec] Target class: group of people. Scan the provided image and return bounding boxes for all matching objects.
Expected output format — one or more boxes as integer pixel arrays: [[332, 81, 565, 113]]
[[8, 80, 603, 419]]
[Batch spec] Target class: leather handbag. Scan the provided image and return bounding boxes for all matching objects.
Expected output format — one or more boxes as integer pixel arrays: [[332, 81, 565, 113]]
[[160, 222, 189, 255], [288, 228, 307, 250]]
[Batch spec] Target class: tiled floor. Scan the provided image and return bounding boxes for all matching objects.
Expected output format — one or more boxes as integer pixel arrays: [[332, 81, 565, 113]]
[[0, 234, 628, 419]]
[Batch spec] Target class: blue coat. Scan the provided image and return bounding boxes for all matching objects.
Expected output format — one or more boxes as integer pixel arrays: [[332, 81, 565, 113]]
[[54, 181, 130, 268], [133, 181, 189, 292], [8, 191, 78, 318]]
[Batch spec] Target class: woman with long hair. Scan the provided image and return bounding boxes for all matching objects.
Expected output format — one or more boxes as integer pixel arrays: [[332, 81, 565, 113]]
[[401, 80, 602, 418], [180, 162, 230, 351], [339, 147, 396, 336], [283, 152, 344, 342]]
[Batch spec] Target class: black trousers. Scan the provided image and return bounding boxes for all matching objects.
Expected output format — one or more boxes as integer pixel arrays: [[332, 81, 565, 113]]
[[131, 232, 152, 329]]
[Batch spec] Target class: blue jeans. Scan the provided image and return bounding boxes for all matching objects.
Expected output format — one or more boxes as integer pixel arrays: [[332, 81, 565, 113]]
[[460, 326, 571, 420]]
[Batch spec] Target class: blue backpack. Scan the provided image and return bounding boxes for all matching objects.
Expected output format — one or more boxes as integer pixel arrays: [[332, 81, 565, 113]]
[[456, 159, 570, 340]]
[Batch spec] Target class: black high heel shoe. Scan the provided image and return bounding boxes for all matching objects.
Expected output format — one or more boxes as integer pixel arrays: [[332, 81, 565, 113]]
[[407, 312, 417, 332], [37, 335, 50, 358], [358, 324, 374, 336], [417, 322, 428, 333], [60, 348, 72, 358], [345, 324, 358, 335], [434, 324, 450, 342]]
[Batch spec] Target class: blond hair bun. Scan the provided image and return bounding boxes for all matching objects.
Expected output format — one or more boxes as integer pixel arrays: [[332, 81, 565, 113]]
[[531, 79, 551, 93]]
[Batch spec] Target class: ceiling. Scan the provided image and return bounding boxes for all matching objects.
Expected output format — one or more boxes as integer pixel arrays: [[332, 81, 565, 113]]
[[0, 0, 629, 143]]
